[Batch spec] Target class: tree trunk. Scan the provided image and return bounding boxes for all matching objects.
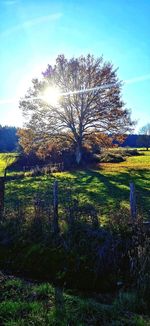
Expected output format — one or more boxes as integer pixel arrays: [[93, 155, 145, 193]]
[[75, 143, 82, 165]]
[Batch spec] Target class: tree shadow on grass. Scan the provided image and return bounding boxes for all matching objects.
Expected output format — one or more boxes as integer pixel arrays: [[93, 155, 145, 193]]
[[4, 169, 150, 220], [70, 169, 150, 219]]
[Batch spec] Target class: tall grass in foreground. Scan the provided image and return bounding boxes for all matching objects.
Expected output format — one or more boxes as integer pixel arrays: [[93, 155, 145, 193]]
[[0, 201, 150, 300], [1, 275, 149, 325]]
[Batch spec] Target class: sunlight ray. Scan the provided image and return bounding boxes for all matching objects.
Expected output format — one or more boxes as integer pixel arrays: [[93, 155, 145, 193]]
[[0, 73, 150, 106]]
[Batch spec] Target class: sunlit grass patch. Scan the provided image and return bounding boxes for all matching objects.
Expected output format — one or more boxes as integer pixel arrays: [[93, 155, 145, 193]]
[[0, 153, 18, 176], [101, 150, 150, 170]]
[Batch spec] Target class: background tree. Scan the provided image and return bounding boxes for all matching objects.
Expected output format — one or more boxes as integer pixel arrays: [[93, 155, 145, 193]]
[[138, 123, 150, 150], [19, 54, 134, 164], [0, 126, 18, 152]]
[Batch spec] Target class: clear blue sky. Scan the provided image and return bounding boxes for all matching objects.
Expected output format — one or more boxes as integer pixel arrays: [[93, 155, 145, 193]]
[[0, 0, 150, 131]]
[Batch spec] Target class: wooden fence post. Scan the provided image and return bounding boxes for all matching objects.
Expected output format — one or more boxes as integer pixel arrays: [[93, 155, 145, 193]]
[[130, 182, 137, 221], [0, 177, 5, 219], [53, 180, 59, 234], [66, 190, 74, 233]]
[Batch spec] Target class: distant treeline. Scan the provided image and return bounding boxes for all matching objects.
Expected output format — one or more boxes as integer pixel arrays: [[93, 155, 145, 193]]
[[0, 126, 18, 152], [120, 134, 149, 148], [0, 127, 148, 153], [120, 134, 139, 147]]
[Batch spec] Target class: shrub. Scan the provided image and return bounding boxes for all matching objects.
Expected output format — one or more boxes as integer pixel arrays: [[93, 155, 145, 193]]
[[123, 148, 140, 156], [100, 152, 125, 163]]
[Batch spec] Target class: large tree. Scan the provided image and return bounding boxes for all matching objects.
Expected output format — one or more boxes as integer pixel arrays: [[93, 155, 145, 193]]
[[19, 54, 134, 164]]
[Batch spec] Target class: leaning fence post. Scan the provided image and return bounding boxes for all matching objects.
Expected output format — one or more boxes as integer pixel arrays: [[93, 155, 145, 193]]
[[53, 180, 59, 234], [129, 182, 137, 221], [0, 177, 5, 219]]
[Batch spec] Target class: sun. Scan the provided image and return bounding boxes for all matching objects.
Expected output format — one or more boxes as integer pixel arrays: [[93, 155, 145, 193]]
[[43, 86, 60, 106]]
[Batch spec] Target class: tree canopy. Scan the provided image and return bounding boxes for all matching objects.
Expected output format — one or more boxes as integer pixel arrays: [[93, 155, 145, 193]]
[[19, 54, 134, 164], [138, 123, 150, 150]]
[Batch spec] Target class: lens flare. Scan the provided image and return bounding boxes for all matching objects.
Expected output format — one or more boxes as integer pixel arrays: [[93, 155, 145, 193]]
[[43, 86, 60, 106]]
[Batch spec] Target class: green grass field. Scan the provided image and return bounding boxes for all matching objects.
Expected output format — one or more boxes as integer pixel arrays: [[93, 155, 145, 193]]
[[2, 149, 150, 220]]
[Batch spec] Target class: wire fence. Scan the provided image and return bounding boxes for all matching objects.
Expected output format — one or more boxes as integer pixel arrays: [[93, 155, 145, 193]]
[[0, 175, 150, 232]]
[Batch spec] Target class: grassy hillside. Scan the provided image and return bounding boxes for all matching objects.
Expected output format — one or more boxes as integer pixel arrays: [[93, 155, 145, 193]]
[[4, 150, 150, 220], [101, 149, 150, 170]]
